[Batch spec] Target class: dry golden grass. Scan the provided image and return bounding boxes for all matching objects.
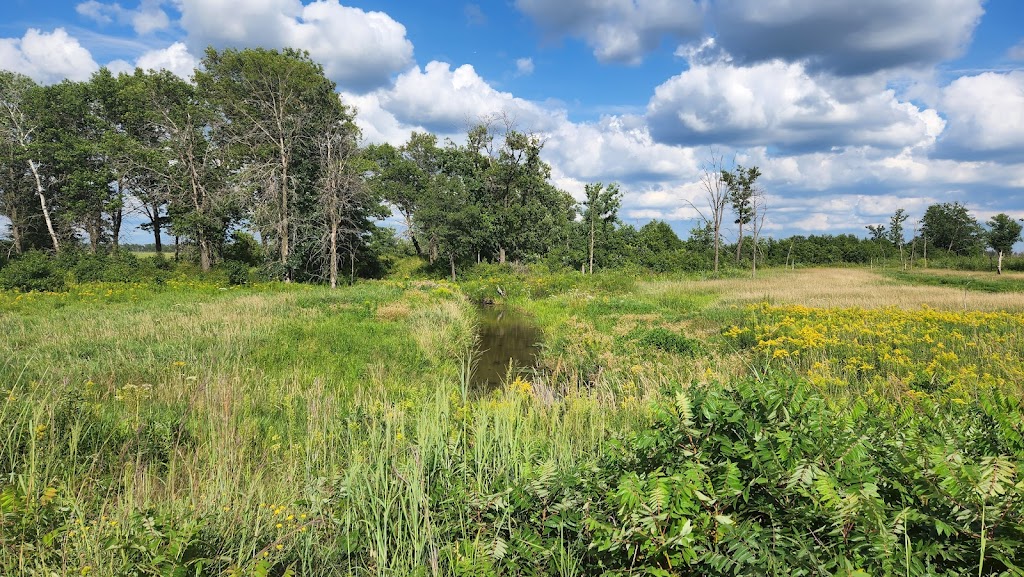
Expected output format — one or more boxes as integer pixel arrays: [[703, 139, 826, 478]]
[[644, 268, 1024, 311]]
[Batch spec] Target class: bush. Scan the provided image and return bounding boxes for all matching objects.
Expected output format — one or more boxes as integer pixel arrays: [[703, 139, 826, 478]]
[[223, 260, 250, 286], [633, 327, 702, 355], [0, 251, 65, 292], [222, 231, 263, 266]]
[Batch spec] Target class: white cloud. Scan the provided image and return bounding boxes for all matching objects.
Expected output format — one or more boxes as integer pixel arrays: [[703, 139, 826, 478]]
[[341, 90, 426, 146], [515, 0, 702, 64], [176, 0, 413, 91], [544, 114, 700, 184], [0, 28, 99, 84], [515, 57, 534, 77], [378, 61, 561, 134], [936, 71, 1024, 159], [136, 42, 198, 78], [76, 0, 171, 35], [646, 59, 944, 151]]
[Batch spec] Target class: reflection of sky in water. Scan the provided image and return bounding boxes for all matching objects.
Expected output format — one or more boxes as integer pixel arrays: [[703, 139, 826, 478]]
[[473, 307, 542, 389]]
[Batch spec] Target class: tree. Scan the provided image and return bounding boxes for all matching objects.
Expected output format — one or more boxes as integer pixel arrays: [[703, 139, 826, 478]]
[[691, 153, 730, 274], [316, 113, 380, 288], [144, 70, 231, 271], [582, 182, 622, 273], [38, 79, 113, 253], [0, 71, 61, 252], [921, 202, 983, 255], [888, 208, 908, 268], [987, 213, 1023, 274], [365, 132, 441, 257], [722, 165, 761, 263], [197, 47, 344, 280]]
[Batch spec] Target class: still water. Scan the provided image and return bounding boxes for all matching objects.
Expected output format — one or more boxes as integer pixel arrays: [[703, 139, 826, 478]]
[[472, 306, 542, 389]]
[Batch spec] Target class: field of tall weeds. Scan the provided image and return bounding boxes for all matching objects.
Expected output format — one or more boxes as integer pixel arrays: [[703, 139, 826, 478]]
[[1, 267, 1022, 575]]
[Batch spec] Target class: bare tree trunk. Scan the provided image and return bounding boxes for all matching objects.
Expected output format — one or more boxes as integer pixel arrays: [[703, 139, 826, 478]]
[[111, 184, 123, 253], [153, 222, 162, 254], [736, 221, 743, 264], [198, 230, 210, 272], [499, 246, 506, 265], [998, 251, 1003, 275], [589, 213, 595, 274], [174, 235, 180, 262], [329, 225, 338, 289], [350, 249, 356, 285], [280, 153, 291, 281], [9, 210, 22, 255], [450, 252, 456, 282], [27, 159, 60, 253]]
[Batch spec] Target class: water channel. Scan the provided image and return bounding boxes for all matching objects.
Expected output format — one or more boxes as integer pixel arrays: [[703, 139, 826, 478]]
[[472, 306, 542, 390]]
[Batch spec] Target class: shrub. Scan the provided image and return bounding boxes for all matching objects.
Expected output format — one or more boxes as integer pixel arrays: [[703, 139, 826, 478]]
[[0, 251, 65, 292], [222, 231, 263, 266], [634, 327, 702, 355], [222, 260, 250, 286]]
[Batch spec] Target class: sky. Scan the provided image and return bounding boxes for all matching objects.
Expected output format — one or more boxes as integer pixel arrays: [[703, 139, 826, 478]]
[[1, 0, 1023, 246]]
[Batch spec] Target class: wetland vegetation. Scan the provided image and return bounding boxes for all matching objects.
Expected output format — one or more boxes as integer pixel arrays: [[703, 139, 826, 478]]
[[2, 265, 1024, 576]]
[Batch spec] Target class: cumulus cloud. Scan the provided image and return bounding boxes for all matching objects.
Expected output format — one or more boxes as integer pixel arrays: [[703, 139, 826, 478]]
[[0, 28, 99, 84], [710, 0, 984, 76], [544, 114, 700, 184], [377, 61, 561, 134], [76, 0, 171, 35], [646, 59, 944, 152], [135, 42, 198, 78], [176, 0, 413, 91], [515, 0, 702, 64], [934, 71, 1024, 160]]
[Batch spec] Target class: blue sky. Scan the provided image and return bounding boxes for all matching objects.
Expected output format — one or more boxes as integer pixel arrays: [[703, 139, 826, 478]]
[[2, 0, 1023, 245]]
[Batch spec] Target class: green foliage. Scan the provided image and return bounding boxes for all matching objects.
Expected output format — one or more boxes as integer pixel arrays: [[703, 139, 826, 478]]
[[632, 327, 703, 356], [987, 213, 1023, 256], [222, 260, 251, 286], [0, 250, 65, 291], [591, 377, 1024, 575], [922, 202, 984, 256], [64, 250, 143, 283], [223, 231, 264, 266]]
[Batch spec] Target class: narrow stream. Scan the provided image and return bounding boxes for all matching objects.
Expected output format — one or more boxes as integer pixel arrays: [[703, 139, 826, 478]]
[[472, 306, 542, 390]]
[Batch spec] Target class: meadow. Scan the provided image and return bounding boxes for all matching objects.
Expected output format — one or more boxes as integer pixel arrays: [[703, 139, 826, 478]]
[[1, 266, 1023, 576]]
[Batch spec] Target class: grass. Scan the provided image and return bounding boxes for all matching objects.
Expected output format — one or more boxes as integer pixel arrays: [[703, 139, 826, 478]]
[[884, 268, 1024, 294], [2, 266, 1023, 575]]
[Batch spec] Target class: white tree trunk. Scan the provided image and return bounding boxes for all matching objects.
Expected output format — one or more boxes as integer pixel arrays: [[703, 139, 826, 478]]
[[27, 160, 60, 253]]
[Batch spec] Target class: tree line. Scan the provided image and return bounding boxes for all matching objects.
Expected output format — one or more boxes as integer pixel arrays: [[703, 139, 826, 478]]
[[1, 47, 380, 286], [2, 46, 1021, 286]]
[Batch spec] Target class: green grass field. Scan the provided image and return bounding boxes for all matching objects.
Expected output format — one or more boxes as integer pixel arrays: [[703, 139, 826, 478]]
[[2, 267, 1023, 575]]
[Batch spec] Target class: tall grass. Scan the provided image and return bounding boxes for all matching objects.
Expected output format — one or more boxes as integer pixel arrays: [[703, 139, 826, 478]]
[[2, 267, 1022, 574]]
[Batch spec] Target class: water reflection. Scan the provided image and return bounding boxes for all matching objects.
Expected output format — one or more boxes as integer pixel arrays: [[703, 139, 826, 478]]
[[473, 306, 542, 389]]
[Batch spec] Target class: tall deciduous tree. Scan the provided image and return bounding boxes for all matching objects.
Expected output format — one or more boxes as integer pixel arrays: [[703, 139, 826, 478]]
[[144, 70, 231, 271], [692, 153, 730, 274], [316, 113, 380, 288], [921, 202, 983, 255], [888, 208, 908, 268], [0, 71, 61, 252], [722, 165, 761, 263], [582, 182, 622, 274], [196, 47, 343, 280], [987, 213, 1022, 274]]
